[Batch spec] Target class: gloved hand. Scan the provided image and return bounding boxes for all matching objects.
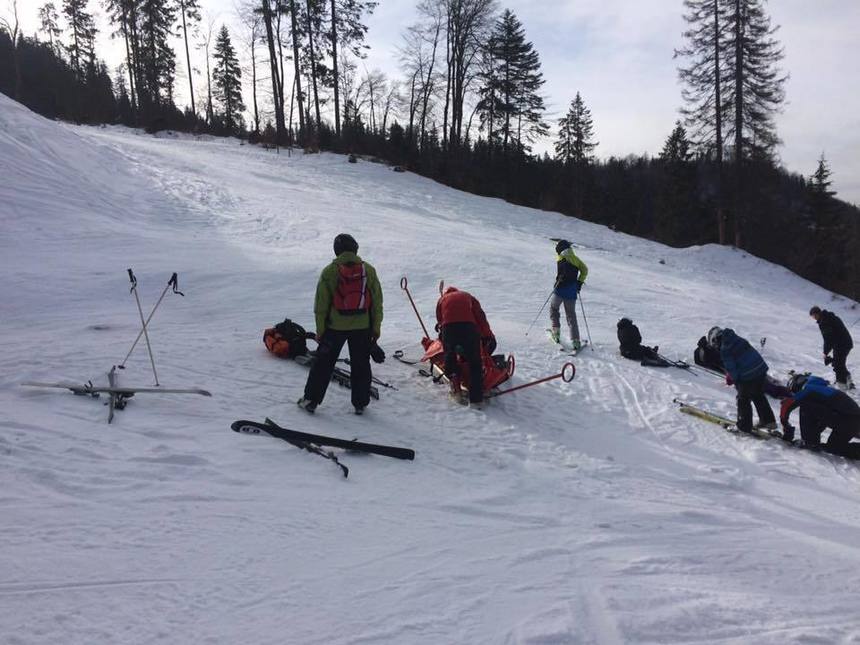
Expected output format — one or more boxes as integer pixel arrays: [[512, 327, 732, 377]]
[[483, 336, 497, 354], [780, 424, 795, 443], [577, 281, 585, 291], [370, 342, 386, 364], [824, 354, 833, 365]]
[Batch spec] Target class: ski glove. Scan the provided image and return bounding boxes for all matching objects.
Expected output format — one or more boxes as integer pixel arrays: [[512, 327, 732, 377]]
[[370, 342, 386, 364], [824, 354, 833, 365], [577, 281, 584, 291]]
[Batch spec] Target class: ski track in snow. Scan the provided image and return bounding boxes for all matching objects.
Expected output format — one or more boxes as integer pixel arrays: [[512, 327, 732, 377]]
[[2, 94, 860, 644]]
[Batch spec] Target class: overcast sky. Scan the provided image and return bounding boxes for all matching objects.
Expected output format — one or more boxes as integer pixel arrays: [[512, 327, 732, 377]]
[[11, 0, 860, 204]]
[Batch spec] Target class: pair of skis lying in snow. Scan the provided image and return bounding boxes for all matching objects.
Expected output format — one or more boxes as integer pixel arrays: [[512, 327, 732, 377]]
[[674, 398, 860, 460], [22, 367, 211, 423], [232, 418, 415, 478]]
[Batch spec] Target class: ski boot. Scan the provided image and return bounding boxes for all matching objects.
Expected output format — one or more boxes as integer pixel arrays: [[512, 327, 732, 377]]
[[297, 397, 318, 414], [550, 328, 560, 344]]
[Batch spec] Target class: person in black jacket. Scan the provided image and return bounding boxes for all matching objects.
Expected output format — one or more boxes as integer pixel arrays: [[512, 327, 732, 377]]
[[617, 319, 669, 367], [810, 306, 854, 390]]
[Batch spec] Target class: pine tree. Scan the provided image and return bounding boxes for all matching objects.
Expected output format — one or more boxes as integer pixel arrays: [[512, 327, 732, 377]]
[[555, 92, 597, 165], [329, 0, 376, 137], [810, 153, 835, 198], [138, 0, 177, 112], [660, 120, 692, 163], [476, 10, 547, 154], [62, 0, 97, 76], [38, 3, 63, 55], [675, 0, 730, 243], [213, 25, 245, 133], [723, 0, 786, 161]]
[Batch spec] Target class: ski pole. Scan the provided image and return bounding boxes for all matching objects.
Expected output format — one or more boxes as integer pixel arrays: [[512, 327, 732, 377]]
[[489, 362, 575, 398], [525, 291, 553, 336], [126, 269, 160, 386], [119, 272, 184, 369], [400, 277, 430, 338], [578, 294, 594, 351]]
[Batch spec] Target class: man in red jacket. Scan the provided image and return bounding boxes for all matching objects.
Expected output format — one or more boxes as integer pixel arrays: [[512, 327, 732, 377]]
[[436, 287, 496, 407]]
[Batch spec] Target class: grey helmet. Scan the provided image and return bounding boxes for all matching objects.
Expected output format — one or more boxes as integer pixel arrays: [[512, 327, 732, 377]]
[[707, 326, 723, 348]]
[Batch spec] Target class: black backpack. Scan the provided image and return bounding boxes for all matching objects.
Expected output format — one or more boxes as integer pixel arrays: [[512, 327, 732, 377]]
[[273, 319, 313, 357]]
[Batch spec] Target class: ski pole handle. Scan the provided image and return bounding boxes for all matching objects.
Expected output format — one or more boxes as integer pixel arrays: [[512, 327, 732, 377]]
[[127, 268, 137, 291], [169, 272, 185, 296]]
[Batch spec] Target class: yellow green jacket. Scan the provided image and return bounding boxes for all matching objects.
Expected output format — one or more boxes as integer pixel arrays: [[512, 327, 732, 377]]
[[314, 252, 383, 338]]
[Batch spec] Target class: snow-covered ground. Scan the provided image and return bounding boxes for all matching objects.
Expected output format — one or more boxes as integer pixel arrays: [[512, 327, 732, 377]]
[[2, 93, 860, 644]]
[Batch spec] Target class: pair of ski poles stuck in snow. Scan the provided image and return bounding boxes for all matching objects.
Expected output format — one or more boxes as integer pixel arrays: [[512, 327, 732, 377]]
[[119, 269, 184, 385], [525, 289, 594, 350]]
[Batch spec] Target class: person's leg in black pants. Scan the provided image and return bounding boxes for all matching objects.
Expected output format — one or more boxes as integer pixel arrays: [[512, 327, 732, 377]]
[[750, 375, 776, 426], [832, 348, 850, 386], [442, 323, 483, 403], [346, 330, 372, 409], [304, 329, 347, 405]]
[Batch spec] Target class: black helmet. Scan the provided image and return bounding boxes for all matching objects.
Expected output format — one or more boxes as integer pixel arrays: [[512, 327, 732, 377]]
[[617, 318, 632, 328], [555, 239, 571, 254], [333, 233, 358, 256], [787, 372, 810, 394]]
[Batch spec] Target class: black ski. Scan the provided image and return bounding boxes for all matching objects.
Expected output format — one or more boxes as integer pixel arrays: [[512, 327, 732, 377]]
[[231, 419, 416, 461], [293, 354, 380, 400]]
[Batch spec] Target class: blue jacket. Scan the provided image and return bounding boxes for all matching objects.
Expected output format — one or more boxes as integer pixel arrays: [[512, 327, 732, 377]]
[[719, 329, 768, 383]]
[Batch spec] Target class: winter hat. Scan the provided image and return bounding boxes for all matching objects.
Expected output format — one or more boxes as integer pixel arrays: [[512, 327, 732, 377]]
[[809, 306, 822, 317], [555, 239, 571, 254], [707, 326, 723, 347], [333, 233, 359, 256], [617, 318, 632, 328]]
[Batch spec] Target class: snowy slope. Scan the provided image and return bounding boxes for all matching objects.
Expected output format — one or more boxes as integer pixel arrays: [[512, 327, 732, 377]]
[[2, 93, 860, 645]]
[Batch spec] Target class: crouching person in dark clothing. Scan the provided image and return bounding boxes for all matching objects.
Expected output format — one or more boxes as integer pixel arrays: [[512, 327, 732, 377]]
[[780, 374, 860, 458], [436, 287, 495, 408], [617, 318, 668, 367], [712, 327, 776, 433], [298, 234, 383, 415]]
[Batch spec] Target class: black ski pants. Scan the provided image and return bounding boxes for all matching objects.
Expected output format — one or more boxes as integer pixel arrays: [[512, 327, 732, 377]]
[[304, 328, 372, 408], [800, 407, 860, 459], [831, 347, 852, 385], [735, 374, 775, 432], [441, 322, 484, 403]]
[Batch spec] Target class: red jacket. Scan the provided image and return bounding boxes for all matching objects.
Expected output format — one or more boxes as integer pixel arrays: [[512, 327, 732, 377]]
[[436, 287, 493, 338]]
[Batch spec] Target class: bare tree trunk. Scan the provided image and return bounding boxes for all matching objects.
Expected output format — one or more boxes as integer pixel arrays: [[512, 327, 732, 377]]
[[261, 0, 286, 140], [714, 0, 725, 245], [251, 35, 259, 131], [180, 2, 196, 115], [733, 0, 743, 248], [304, 0, 322, 128], [289, 0, 306, 141], [442, 16, 451, 150], [330, 0, 341, 136]]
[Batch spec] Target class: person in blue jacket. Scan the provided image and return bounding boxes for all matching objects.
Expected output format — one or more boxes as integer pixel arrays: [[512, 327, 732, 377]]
[[780, 373, 860, 458], [711, 327, 776, 433]]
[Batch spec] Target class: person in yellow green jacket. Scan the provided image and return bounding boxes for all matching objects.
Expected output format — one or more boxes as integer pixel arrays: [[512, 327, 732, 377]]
[[298, 234, 384, 414], [550, 240, 588, 350]]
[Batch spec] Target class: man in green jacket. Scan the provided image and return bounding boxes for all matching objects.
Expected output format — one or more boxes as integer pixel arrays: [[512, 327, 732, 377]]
[[550, 240, 588, 350], [298, 234, 384, 414]]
